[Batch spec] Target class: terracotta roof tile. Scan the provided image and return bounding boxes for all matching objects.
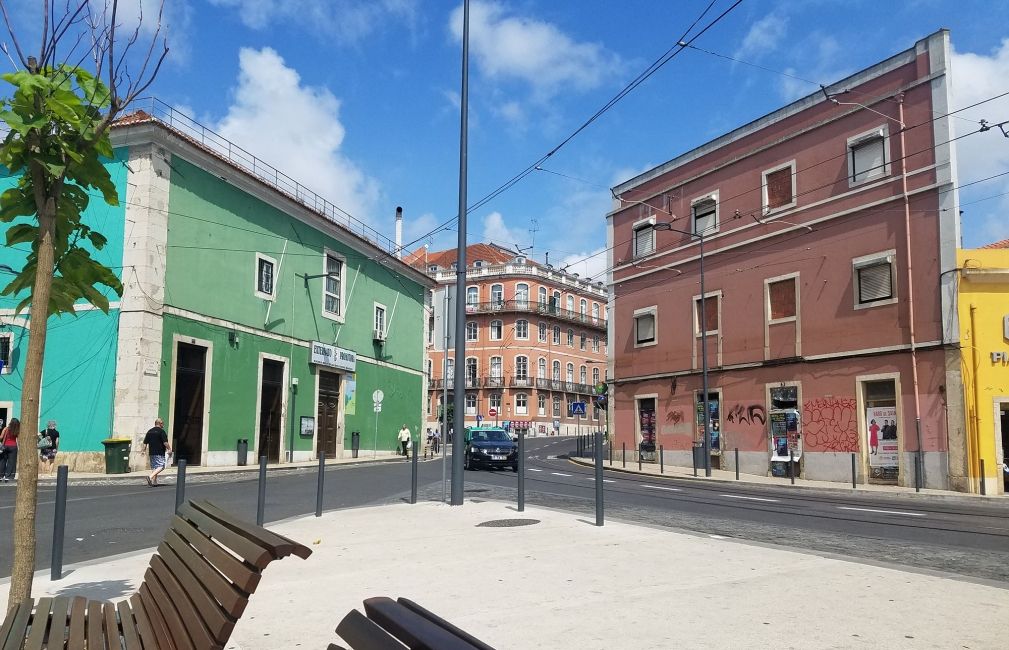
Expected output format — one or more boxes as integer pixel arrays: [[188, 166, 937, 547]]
[[980, 238, 1009, 249]]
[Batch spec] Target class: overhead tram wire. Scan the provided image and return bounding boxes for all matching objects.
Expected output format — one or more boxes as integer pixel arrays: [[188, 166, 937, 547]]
[[373, 0, 745, 265]]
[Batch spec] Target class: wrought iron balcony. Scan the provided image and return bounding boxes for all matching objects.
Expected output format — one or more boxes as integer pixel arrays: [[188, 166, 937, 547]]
[[462, 299, 606, 330]]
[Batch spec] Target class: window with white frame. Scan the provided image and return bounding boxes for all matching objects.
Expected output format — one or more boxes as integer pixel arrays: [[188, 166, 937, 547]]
[[695, 294, 720, 336], [567, 329, 574, 347], [538, 322, 547, 342], [538, 393, 546, 416], [551, 291, 561, 313], [323, 253, 344, 317], [491, 283, 504, 306], [490, 320, 503, 340], [515, 356, 528, 380], [490, 356, 503, 380], [0, 333, 11, 374], [848, 127, 889, 185], [692, 196, 717, 235], [515, 393, 528, 415], [592, 335, 599, 352], [580, 365, 587, 384], [466, 286, 479, 306], [538, 357, 547, 378], [592, 367, 600, 385], [538, 286, 547, 305], [553, 395, 562, 417], [579, 333, 586, 350], [762, 162, 795, 212], [490, 393, 502, 410], [516, 283, 529, 308], [566, 363, 574, 383], [633, 221, 656, 258], [428, 264, 439, 272], [592, 303, 600, 322], [466, 321, 478, 341], [515, 319, 529, 339], [580, 299, 587, 318], [465, 358, 478, 386], [465, 393, 477, 415], [852, 250, 896, 307], [566, 295, 575, 313], [473, 260, 485, 268], [255, 253, 276, 299], [552, 325, 561, 345], [766, 276, 797, 322], [633, 307, 657, 346], [373, 303, 387, 338], [552, 360, 561, 381]]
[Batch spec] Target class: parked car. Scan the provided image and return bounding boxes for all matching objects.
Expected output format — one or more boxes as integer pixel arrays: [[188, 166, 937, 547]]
[[464, 427, 518, 472]]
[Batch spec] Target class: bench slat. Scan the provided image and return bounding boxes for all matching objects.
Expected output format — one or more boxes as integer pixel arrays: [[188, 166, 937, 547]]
[[397, 598, 496, 650], [87, 600, 105, 650], [168, 516, 261, 593], [162, 531, 248, 618], [143, 567, 195, 650], [336, 609, 407, 650], [149, 556, 220, 650], [176, 503, 272, 569], [47, 597, 71, 650], [129, 593, 160, 650], [116, 600, 143, 650], [156, 538, 236, 642], [192, 501, 312, 560], [103, 601, 124, 650], [68, 597, 87, 650], [1, 600, 33, 650], [363, 597, 484, 650], [138, 583, 175, 650], [22, 597, 50, 650]]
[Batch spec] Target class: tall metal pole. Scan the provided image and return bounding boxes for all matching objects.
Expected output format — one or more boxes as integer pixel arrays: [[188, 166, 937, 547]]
[[699, 231, 712, 476], [442, 290, 450, 503], [450, 0, 470, 506], [594, 429, 604, 526]]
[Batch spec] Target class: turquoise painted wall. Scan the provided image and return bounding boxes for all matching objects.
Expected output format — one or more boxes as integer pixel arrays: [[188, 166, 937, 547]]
[[0, 150, 128, 450]]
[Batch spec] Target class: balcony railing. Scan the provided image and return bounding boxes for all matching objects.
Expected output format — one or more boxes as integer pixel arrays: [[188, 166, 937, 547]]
[[463, 299, 606, 330], [428, 376, 593, 395]]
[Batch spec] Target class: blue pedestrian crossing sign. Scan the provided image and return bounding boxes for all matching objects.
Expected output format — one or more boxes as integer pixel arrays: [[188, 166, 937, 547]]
[[476, 415, 483, 424], [570, 401, 587, 416]]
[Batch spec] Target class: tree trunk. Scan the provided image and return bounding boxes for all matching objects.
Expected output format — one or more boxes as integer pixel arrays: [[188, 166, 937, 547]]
[[7, 201, 56, 603]]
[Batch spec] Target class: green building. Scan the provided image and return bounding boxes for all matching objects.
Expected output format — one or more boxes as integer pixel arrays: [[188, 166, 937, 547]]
[[0, 102, 432, 470]]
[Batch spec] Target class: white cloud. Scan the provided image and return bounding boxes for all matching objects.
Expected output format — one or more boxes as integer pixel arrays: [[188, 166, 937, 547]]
[[559, 247, 608, 282], [735, 13, 788, 60], [449, 1, 620, 100], [215, 47, 380, 224], [482, 211, 523, 247], [92, 0, 193, 64], [209, 0, 417, 44], [777, 34, 850, 102], [950, 39, 1009, 246]]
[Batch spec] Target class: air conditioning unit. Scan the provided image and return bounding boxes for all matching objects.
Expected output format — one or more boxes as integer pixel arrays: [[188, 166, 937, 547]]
[[373, 328, 386, 342]]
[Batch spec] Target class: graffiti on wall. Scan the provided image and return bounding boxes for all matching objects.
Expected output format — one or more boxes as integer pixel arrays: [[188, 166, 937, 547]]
[[802, 397, 859, 452], [665, 409, 685, 424], [725, 404, 766, 426]]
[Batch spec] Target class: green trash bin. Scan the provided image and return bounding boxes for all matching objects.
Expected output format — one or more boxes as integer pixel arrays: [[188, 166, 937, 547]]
[[101, 438, 132, 474]]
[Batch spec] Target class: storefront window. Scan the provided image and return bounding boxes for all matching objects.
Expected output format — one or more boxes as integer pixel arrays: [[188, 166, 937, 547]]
[[864, 379, 898, 482]]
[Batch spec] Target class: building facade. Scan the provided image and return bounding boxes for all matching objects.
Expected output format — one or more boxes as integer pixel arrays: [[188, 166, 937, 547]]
[[411, 244, 608, 436], [608, 30, 962, 489], [0, 101, 432, 470], [956, 240, 1009, 495]]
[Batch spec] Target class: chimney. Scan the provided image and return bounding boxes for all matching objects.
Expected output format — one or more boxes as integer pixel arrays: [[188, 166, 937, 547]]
[[395, 206, 403, 259]]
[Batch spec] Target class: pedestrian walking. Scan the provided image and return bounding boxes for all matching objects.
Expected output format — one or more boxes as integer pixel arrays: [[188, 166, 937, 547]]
[[143, 418, 172, 486], [398, 424, 411, 458], [431, 428, 441, 454], [38, 420, 59, 474], [0, 417, 19, 482]]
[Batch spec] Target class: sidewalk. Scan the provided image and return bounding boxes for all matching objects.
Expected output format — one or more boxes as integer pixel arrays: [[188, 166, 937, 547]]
[[1, 499, 1006, 649]]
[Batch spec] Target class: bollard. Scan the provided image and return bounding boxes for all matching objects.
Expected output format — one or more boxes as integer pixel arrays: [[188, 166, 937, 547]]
[[518, 429, 525, 512], [735, 448, 740, 480], [692, 445, 698, 477], [622, 442, 626, 468], [316, 454, 325, 517], [660, 445, 664, 475], [608, 439, 612, 466], [410, 435, 419, 504], [851, 453, 857, 489], [257, 455, 267, 526], [915, 454, 922, 493], [980, 458, 986, 496], [175, 459, 187, 513], [51, 465, 69, 581], [638, 450, 642, 472], [789, 449, 795, 485], [595, 430, 604, 527]]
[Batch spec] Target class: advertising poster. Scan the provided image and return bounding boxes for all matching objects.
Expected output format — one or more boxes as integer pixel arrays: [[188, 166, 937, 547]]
[[769, 410, 800, 460], [866, 406, 898, 468], [344, 375, 357, 415]]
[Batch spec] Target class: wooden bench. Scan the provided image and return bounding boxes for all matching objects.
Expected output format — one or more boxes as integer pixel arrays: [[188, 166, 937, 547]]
[[331, 597, 496, 650], [0, 499, 311, 649]]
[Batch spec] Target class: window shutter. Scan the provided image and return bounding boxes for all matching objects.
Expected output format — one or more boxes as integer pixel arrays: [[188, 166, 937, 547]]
[[858, 262, 892, 302], [766, 168, 793, 209], [696, 296, 719, 333], [768, 278, 796, 319], [635, 314, 655, 343], [692, 199, 717, 234], [634, 226, 654, 257], [852, 137, 885, 182]]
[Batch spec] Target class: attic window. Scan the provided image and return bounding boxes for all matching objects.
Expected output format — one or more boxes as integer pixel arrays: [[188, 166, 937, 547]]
[[428, 264, 439, 272], [473, 260, 485, 268], [450, 262, 458, 270], [515, 256, 526, 264]]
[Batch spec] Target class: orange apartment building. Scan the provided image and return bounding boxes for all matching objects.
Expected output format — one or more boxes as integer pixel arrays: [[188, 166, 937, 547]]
[[408, 244, 608, 436]]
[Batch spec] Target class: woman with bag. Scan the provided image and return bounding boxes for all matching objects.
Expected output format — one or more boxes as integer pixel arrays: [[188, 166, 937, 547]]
[[0, 417, 20, 482], [39, 420, 59, 474]]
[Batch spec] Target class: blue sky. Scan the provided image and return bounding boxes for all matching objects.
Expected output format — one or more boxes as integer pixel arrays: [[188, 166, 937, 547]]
[[10, 0, 1009, 278]]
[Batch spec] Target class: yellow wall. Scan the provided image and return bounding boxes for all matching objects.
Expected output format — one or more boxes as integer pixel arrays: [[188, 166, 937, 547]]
[[957, 248, 1009, 495]]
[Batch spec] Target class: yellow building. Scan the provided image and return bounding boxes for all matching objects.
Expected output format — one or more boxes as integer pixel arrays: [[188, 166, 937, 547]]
[[957, 240, 1009, 495]]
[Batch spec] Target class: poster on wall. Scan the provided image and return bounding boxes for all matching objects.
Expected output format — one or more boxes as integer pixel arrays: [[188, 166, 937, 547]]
[[639, 407, 656, 447], [300, 416, 315, 439], [769, 409, 800, 460], [344, 375, 357, 415], [866, 406, 899, 468]]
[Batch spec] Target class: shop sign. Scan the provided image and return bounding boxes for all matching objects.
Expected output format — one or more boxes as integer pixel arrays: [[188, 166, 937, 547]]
[[311, 341, 357, 372], [866, 406, 899, 468]]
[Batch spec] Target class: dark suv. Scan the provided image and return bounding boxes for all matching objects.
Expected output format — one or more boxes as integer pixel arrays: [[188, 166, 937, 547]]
[[464, 427, 518, 472]]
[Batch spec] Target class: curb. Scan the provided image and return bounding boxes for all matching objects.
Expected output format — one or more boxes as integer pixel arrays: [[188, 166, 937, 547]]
[[565, 457, 1009, 508]]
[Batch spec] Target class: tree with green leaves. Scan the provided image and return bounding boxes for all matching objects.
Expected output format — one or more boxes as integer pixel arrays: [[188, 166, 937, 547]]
[[0, 0, 167, 602]]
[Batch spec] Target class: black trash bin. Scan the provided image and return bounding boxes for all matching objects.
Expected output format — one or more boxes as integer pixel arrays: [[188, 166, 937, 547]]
[[237, 438, 249, 466], [692, 442, 706, 470], [351, 431, 361, 458]]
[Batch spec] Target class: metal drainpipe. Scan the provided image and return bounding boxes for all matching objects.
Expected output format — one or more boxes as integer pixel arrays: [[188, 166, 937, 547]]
[[968, 304, 982, 492], [897, 95, 926, 486]]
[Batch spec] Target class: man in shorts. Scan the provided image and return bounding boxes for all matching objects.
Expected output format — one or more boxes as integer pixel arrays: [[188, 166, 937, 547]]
[[143, 418, 172, 486]]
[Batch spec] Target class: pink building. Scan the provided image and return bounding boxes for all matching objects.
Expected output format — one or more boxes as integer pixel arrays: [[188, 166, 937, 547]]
[[608, 30, 962, 489]]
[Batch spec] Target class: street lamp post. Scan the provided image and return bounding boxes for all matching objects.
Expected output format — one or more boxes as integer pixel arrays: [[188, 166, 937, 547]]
[[654, 222, 712, 477]]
